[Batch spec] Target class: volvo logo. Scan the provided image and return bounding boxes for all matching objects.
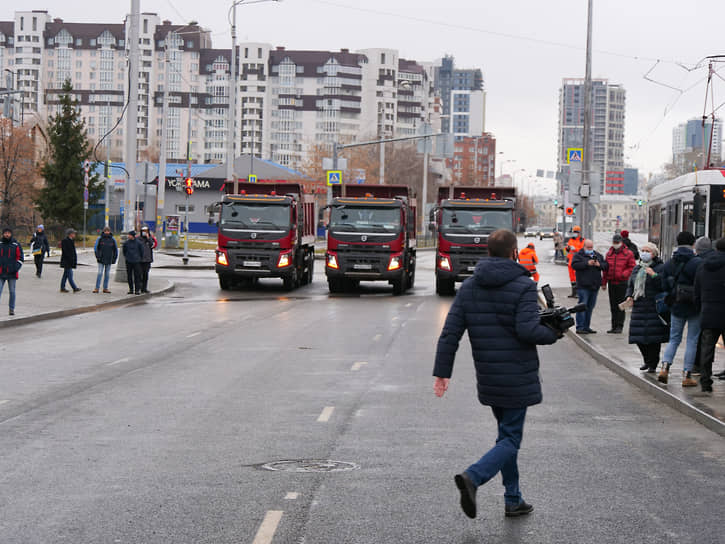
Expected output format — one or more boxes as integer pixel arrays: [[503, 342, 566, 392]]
[[474, 237, 480, 244], [361, 235, 368, 242], [251, 233, 257, 239]]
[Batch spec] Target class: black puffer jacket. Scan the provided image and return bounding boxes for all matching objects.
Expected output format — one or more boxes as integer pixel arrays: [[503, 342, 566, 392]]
[[571, 248, 608, 290], [95, 233, 118, 265], [625, 258, 669, 345], [434, 257, 558, 408], [60, 237, 77, 269], [30, 231, 50, 256], [694, 250, 725, 330], [122, 238, 144, 263], [661, 247, 701, 318]]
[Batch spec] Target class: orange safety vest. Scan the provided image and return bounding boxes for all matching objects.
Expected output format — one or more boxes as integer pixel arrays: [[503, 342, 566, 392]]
[[518, 247, 539, 282], [566, 236, 583, 282]]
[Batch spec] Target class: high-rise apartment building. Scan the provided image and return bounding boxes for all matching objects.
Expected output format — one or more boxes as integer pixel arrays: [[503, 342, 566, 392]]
[[672, 117, 722, 169], [557, 78, 625, 187], [433, 55, 485, 140], [447, 134, 496, 186]]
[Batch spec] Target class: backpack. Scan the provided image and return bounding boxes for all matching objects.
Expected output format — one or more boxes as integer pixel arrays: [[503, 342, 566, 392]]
[[663, 261, 693, 306]]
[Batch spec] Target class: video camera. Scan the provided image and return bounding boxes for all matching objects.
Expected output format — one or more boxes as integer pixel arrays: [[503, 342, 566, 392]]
[[539, 284, 586, 334]]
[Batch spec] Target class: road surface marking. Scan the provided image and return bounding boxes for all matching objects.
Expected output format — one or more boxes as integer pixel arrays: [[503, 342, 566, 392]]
[[373, 334, 381, 342], [392, 316, 399, 321], [351, 362, 368, 371], [186, 331, 201, 338], [317, 406, 335, 422], [284, 492, 299, 500], [0, 400, 9, 406], [405, 303, 412, 307], [107, 357, 130, 366], [252, 510, 283, 544]]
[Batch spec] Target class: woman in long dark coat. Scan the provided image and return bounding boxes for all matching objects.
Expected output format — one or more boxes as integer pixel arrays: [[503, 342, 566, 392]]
[[623, 242, 669, 372]]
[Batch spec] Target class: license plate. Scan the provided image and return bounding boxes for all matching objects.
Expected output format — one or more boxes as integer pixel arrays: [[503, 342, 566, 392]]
[[243, 260, 261, 267], [467, 266, 476, 271], [353, 263, 372, 270]]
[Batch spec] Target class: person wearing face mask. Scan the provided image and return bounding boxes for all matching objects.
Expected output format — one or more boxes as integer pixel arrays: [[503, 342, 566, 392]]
[[602, 233, 636, 334], [571, 239, 608, 334], [622, 243, 669, 373]]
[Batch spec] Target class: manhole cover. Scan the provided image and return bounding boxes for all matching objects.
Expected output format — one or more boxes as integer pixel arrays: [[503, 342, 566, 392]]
[[259, 459, 359, 473]]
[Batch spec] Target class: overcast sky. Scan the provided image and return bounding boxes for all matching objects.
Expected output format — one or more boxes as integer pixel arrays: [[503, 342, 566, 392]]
[[6, 0, 725, 179]]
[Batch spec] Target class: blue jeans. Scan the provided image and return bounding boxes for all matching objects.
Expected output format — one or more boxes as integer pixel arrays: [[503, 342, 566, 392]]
[[61, 268, 78, 290], [466, 406, 527, 506], [0, 278, 16, 310], [575, 287, 598, 331], [663, 314, 701, 372], [95, 263, 111, 290]]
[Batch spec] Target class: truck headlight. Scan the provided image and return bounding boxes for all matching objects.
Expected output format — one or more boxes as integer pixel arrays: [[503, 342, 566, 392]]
[[327, 253, 339, 269], [216, 250, 229, 266], [277, 251, 292, 268], [438, 256, 451, 271], [388, 255, 402, 271]]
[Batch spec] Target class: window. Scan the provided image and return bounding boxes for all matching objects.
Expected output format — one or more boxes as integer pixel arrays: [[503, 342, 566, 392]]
[[32, 17, 37, 31], [143, 19, 148, 34], [258, 47, 262, 58], [380, 53, 386, 64], [20, 17, 24, 31]]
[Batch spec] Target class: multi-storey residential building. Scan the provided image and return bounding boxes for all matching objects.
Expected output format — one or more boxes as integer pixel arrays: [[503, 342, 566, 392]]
[[0, 10, 457, 176], [672, 117, 722, 169], [557, 78, 625, 188], [433, 55, 485, 140], [446, 133, 496, 186]]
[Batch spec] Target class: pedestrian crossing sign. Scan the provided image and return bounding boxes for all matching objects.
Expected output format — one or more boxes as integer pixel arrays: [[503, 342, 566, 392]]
[[567, 148, 583, 163], [326, 170, 342, 186]]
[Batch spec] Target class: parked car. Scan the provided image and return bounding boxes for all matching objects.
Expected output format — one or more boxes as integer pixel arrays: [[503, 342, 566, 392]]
[[524, 226, 540, 238]]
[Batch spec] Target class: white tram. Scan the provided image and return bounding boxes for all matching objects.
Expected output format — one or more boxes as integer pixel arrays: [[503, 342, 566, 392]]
[[648, 169, 725, 258]]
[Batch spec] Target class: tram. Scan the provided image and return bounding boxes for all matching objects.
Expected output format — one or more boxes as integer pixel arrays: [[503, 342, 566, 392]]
[[648, 169, 725, 258]]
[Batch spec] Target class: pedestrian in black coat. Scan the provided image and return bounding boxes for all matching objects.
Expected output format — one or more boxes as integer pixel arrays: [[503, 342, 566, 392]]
[[29, 224, 50, 278], [433, 229, 560, 519], [0, 226, 24, 315], [122, 230, 143, 294], [93, 227, 118, 293], [623, 243, 669, 372], [59, 229, 80, 292], [691, 236, 713, 375], [138, 225, 156, 293], [694, 237, 725, 391], [571, 240, 608, 333]]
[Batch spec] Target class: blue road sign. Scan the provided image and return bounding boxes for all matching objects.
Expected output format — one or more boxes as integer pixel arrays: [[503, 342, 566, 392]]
[[326, 170, 342, 186], [567, 148, 583, 163]]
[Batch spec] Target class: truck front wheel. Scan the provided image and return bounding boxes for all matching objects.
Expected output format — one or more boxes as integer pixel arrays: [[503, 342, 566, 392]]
[[219, 274, 232, 290], [392, 273, 407, 296], [283, 268, 299, 290], [435, 276, 455, 296]]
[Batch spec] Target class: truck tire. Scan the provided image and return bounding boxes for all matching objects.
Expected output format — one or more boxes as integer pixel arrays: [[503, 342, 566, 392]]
[[219, 275, 232, 290], [408, 264, 416, 289], [392, 273, 407, 296], [283, 268, 299, 290], [435, 276, 455, 296], [328, 277, 344, 293]]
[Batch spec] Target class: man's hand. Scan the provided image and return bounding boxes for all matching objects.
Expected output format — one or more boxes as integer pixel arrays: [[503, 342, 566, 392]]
[[434, 377, 450, 398], [602, 283, 607, 291]]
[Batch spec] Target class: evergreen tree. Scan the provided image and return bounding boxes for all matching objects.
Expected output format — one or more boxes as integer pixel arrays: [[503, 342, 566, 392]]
[[35, 79, 102, 228]]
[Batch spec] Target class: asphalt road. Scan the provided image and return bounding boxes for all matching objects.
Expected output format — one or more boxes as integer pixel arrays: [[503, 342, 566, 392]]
[[1, 245, 722, 543]]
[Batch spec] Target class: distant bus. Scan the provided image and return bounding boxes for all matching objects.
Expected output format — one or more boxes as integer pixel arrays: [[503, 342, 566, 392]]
[[647, 169, 725, 258]]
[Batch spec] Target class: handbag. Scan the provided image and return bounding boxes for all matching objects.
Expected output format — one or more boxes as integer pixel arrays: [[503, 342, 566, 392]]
[[675, 283, 694, 304], [32, 246, 42, 256]]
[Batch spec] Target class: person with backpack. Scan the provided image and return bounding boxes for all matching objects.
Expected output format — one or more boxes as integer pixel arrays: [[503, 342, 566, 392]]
[[658, 231, 701, 386], [60, 229, 81, 293], [93, 227, 118, 293], [0, 226, 24, 315], [29, 224, 50, 278]]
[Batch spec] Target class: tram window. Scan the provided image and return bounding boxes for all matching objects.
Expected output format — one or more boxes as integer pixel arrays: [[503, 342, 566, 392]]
[[683, 203, 694, 234], [649, 204, 661, 246]]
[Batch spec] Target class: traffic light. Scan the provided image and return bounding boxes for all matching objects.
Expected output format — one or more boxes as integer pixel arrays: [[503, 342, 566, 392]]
[[565, 207, 574, 216], [184, 178, 194, 196], [553, 199, 558, 206], [104, 160, 111, 179], [637, 199, 643, 206]]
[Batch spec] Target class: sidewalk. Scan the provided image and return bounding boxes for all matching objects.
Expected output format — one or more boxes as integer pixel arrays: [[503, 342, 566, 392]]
[[0, 249, 174, 328], [553, 286, 725, 437]]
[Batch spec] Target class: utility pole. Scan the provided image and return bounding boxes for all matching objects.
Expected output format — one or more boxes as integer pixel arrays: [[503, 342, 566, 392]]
[[228, 2, 238, 194], [580, 0, 594, 240], [105, 112, 111, 228], [124, 0, 140, 233], [157, 35, 169, 242], [184, 91, 192, 265]]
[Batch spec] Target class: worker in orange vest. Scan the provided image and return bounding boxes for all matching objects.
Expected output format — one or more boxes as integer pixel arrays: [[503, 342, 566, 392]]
[[566, 226, 584, 297], [519, 242, 539, 282]]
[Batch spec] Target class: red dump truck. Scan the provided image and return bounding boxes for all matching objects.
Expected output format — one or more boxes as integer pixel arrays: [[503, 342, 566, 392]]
[[324, 184, 416, 295], [431, 186, 516, 295], [212, 182, 316, 290]]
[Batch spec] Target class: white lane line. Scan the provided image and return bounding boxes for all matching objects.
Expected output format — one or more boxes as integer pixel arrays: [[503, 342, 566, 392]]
[[106, 357, 129, 366], [284, 492, 299, 500], [373, 334, 381, 342], [186, 331, 201, 338], [0, 400, 9, 406], [317, 406, 335, 422], [350, 362, 368, 371], [251, 510, 283, 544], [405, 302, 412, 307]]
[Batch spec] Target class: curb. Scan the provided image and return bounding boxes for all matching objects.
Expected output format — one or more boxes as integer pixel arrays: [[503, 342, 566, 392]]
[[565, 327, 725, 438], [0, 281, 176, 329], [154, 265, 215, 270]]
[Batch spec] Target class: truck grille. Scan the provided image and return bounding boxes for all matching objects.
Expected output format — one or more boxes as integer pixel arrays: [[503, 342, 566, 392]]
[[336, 249, 388, 273], [450, 246, 487, 273]]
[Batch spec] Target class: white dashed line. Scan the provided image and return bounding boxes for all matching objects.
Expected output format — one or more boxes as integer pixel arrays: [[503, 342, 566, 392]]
[[405, 303, 412, 307], [373, 334, 381, 342], [251, 510, 283, 544], [317, 406, 335, 422], [186, 331, 201, 338], [107, 357, 129, 366], [284, 492, 299, 500], [350, 362, 368, 371], [0, 400, 9, 406]]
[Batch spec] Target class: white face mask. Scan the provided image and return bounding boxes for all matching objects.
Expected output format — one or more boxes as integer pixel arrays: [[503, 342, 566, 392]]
[[612, 243, 622, 249], [640, 251, 652, 263]]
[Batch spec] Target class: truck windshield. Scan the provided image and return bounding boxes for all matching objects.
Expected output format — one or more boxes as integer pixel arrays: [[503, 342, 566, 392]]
[[220, 202, 290, 230], [330, 206, 401, 232], [441, 208, 511, 232]]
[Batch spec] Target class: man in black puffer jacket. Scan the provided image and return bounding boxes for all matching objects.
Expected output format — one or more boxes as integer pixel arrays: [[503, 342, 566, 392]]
[[433, 229, 560, 520], [694, 237, 725, 392]]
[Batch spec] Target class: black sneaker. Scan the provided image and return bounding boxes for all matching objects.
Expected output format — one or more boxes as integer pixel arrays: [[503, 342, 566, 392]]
[[585, 328, 597, 334], [454, 472, 477, 519], [702, 385, 713, 393], [73, 288, 81, 293], [505, 501, 534, 517], [127, 290, 134, 295], [639, 364, 650, 371], [576, 329, 588, 335], [8, 309, 14, 316]]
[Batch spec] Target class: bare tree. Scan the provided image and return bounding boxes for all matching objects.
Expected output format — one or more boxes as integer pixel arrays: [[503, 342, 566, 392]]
[[0, 118, 40, 230]]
